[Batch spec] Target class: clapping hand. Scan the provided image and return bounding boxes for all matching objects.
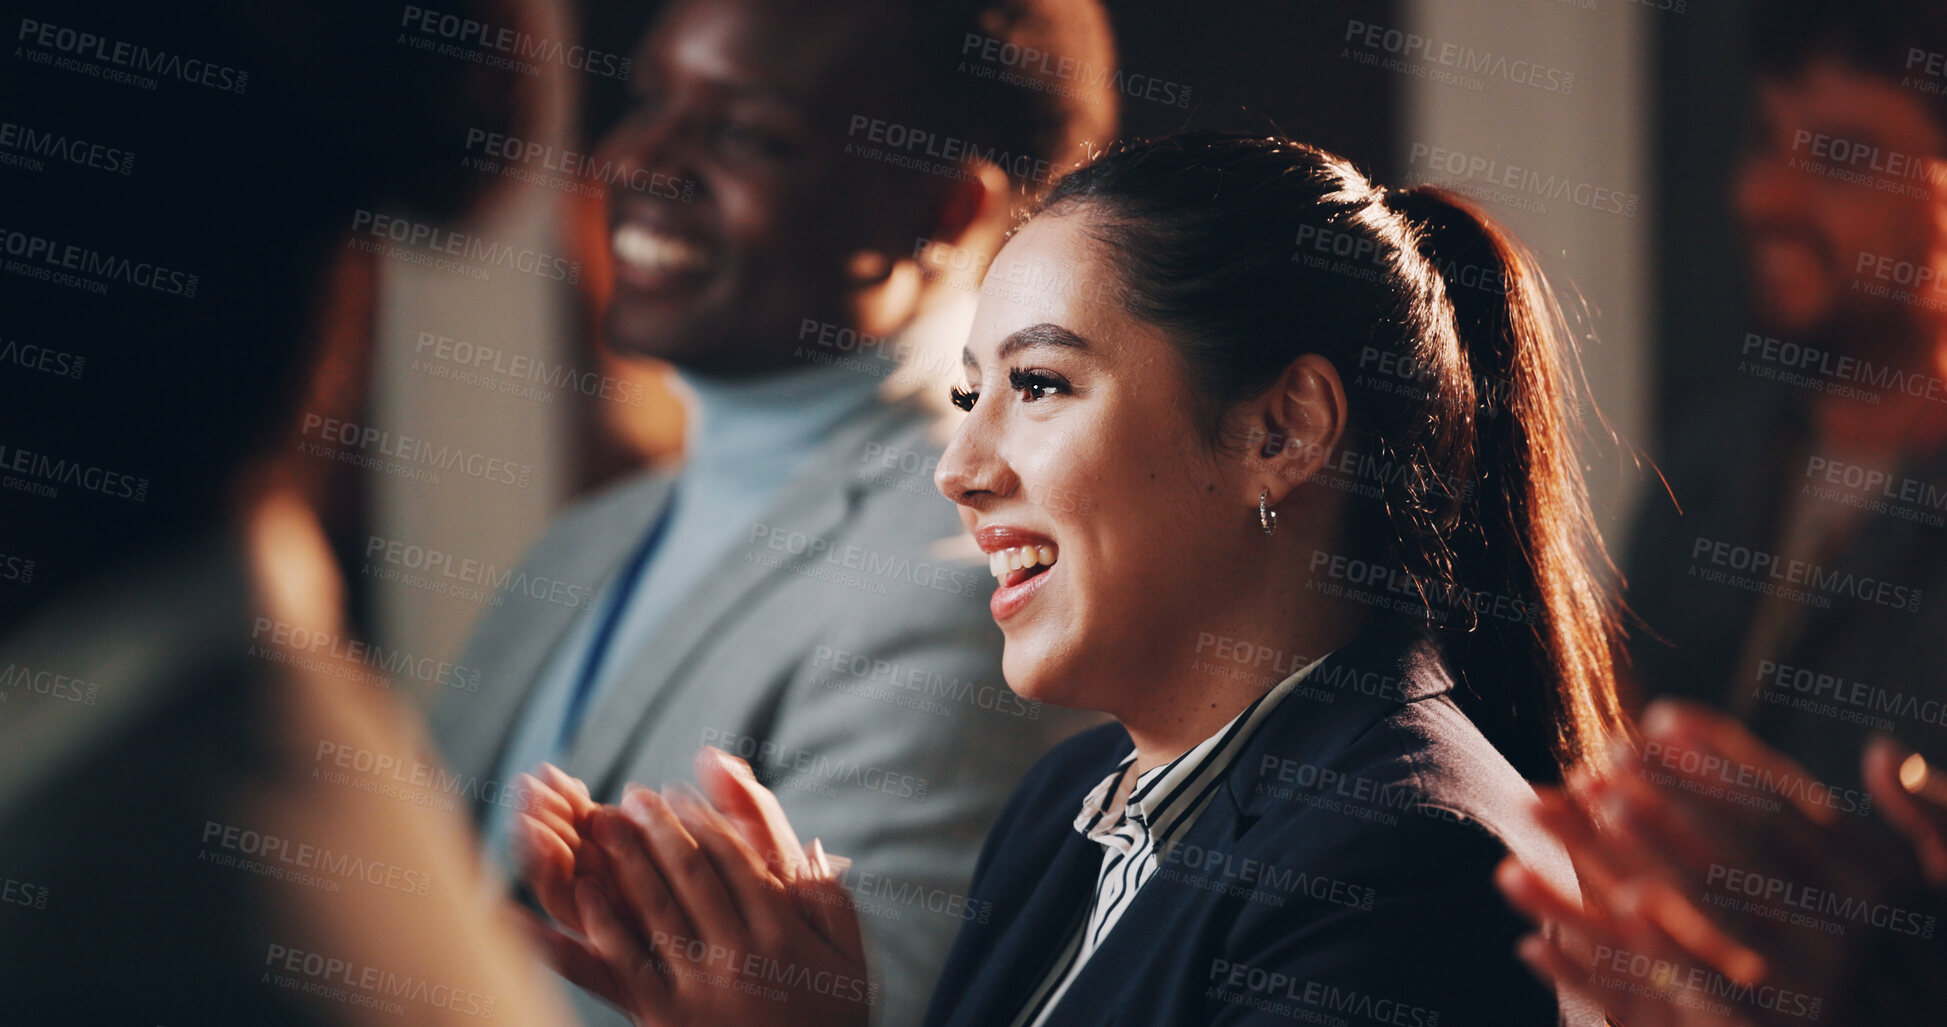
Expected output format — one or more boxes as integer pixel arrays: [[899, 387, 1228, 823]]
[[514, 750, 874, 1027], [1499, 700, 1947, 1025]]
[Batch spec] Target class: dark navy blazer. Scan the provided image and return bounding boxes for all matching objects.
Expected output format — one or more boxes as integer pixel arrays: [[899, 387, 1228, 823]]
[[924, 619, 1601, 1026]]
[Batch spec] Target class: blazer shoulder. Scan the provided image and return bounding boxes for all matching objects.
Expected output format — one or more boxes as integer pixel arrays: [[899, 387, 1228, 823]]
[[1335, 693, 1572, 886]]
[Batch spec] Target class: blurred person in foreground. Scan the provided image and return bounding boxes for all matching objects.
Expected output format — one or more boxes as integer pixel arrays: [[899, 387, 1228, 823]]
[[1624, 0, 1947, 792], [0, 0, 568, 1021], [517, 132, 1629, 1026], [1500, 701, 1947, 1024], [427, 2, 1117, 1024]]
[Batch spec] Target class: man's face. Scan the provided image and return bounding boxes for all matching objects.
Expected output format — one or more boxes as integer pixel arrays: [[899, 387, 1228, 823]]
[[1736, 59, 1947, 346], [595, 0, 923, 376]]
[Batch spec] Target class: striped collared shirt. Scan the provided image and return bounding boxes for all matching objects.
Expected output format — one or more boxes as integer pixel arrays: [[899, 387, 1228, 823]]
[[1012, 652, 1333, 1027]]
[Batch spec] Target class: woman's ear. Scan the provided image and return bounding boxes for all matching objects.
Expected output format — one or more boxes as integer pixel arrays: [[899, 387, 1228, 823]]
[[1247, 353, 1348, 507]]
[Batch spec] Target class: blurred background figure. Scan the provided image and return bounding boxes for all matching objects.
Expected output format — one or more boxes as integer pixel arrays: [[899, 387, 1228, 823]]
[[1626, 0, 1947, 792], [1501, 700, 1947, 1024], [426, 1, 1119, 1024], [0, 0, 570, 1022]]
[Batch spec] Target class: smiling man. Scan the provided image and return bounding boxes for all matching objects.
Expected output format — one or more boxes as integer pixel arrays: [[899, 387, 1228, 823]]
[[1625, 0, 1947, 791], [429, 1, 1117, 1024]]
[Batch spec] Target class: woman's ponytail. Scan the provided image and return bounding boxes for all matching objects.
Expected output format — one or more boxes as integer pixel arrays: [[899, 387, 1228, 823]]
[[1385, 186, 1631, 780]]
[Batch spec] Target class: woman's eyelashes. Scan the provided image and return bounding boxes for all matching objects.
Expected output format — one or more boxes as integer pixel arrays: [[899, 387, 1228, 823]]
[[947, 368, 1073, 412], [1008, 368, 1070, 402]]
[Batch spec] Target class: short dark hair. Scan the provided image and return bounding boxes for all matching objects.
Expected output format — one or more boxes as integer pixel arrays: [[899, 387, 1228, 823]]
[[1750, 0, 1947, 135]]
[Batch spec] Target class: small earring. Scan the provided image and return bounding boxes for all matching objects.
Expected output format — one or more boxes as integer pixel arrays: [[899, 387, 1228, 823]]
[[1258, 489, 1278, 536]]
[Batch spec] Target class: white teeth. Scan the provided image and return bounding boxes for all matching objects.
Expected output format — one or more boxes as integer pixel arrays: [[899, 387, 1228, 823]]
[[612, 223, 708, 274], [987, 544, 1058, 581]]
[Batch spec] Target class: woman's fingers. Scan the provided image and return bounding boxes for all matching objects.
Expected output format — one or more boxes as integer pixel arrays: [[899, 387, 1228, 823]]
[[516, 811, 584, 931], [512, 901, 627, 1010], [617, 788, 749, 944], [576, 875, 672, 1013], [541, 763, 599, 820], [1626, 877, 1767, 986], [1865, 736, 1947, 886], [1644, 700, 1837, 826], [695, 747, 808, 881], [664, 783, 801, 943]]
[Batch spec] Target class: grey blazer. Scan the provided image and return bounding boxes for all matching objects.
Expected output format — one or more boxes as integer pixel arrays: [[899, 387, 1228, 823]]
[[431, 394, 1098, 1027]]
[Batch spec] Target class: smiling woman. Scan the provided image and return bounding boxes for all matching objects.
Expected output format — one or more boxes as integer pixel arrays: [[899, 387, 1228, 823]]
[[518, 131, 1627, 1027]]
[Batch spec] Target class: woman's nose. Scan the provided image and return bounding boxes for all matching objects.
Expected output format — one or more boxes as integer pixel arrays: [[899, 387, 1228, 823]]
[[935, 405, 1014, 508]]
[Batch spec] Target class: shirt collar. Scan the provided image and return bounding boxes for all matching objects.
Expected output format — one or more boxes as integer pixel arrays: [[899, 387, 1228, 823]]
[[1073, 651, 1334, 855], [675, 357, 888, 482]]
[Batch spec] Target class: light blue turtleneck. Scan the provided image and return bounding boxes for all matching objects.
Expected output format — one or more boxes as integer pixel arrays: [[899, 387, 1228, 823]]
[[483, 356, 890, 865]]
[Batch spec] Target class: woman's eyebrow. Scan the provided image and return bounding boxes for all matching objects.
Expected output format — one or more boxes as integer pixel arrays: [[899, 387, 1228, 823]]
[[997, 323, 1093, 360], [964, 323, 1094, 370]]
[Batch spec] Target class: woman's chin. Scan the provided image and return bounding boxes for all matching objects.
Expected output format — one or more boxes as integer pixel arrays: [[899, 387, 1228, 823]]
[[1000, 645, 1091, 710]]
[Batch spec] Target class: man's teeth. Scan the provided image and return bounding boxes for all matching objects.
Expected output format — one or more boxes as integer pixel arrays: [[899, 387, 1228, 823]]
[[988, 544, 1058, 580], [612, 223, 708, 274]]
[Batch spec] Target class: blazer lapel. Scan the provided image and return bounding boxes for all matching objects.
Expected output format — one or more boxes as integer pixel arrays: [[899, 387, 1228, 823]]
[[567, 400, 923, 797], [446, 474, 673, 812], [1033, 621, 1453, 1023], [942, 828, 1103, 1027]]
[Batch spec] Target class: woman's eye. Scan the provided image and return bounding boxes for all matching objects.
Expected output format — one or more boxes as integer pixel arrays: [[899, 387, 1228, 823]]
[[949, 386, 978, 412], [1008, 368, 1069, 402]]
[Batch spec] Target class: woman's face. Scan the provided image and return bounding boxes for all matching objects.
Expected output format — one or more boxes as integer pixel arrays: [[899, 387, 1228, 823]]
[[935, 213, 1262, 712]]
